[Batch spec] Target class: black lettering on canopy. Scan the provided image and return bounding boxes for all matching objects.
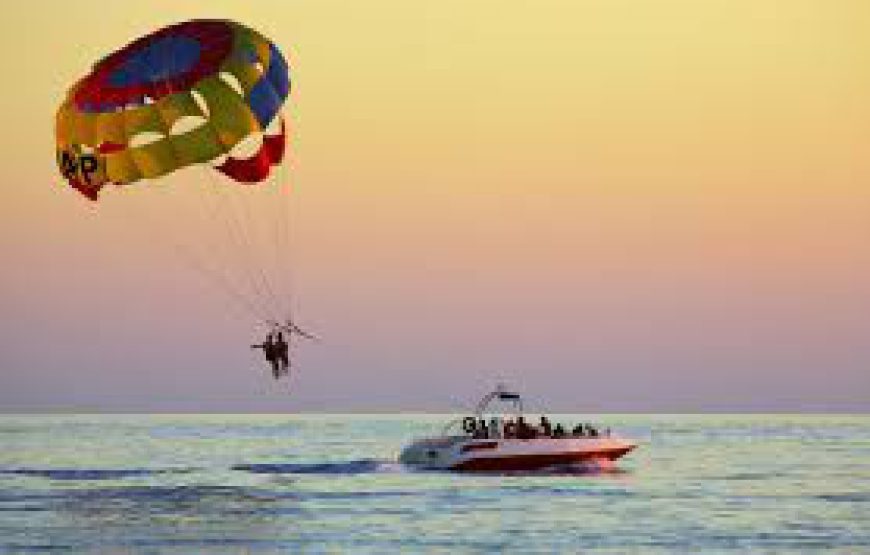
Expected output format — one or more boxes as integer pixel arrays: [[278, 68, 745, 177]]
[[79, 155, 99, 184], [58, 150, 78, 181]]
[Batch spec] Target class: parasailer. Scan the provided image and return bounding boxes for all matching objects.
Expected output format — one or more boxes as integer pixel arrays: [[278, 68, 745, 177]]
[[252, 319, 318, 378], [251, 333, 280, 379], [56, 20, 312, 382]]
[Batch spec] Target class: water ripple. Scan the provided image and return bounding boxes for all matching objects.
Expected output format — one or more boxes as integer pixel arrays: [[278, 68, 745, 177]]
[[0, 467, 197, 480]]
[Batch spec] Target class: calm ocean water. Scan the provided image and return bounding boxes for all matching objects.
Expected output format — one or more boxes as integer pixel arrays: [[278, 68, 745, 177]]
[[0, 414, 868, 553]]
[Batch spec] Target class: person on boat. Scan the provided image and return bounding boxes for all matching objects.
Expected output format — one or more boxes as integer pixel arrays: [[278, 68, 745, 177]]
[[489, 417, 501, 439], [572, 423, 585, 437], [539, 415, 552, 437], [553, 423, 566, 438], [251, 333, 280, 379], [503, 418, 516, 439], [517, 416, 534, 439]]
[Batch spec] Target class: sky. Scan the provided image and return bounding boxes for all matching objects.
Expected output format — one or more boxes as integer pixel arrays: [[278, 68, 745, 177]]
[[1, 1, 868, 412]]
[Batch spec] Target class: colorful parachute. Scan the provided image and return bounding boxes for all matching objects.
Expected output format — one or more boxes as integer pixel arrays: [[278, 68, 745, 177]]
[[55, 19, 290, 200], [55, 20, 307, 369]]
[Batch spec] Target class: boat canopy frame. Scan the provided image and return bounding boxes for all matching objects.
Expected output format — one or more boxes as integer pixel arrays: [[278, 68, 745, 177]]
[[439, 384, 525, 437], [473, 384, 524, 417]]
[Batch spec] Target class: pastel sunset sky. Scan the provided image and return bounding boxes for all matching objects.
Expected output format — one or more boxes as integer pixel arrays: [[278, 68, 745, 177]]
[[1, 1, 868, 411]]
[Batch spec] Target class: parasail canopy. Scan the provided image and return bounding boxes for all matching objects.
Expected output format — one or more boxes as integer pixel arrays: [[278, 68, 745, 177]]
[[55, 19, 290, 199], [54, 20, 306, 347]]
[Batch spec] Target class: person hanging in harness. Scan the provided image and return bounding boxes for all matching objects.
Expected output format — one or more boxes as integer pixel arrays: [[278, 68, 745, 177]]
[[251, 333, 281, 379], [274, 319, 318, 376], [274, 331, 289, 376], [254, 319, 318, 379]]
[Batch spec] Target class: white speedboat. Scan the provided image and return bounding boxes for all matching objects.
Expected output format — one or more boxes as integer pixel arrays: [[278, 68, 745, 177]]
[[399, 386, 637, 472]]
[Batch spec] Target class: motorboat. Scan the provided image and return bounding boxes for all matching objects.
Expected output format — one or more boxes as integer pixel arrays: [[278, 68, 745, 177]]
[[399, 385, 637, 472]]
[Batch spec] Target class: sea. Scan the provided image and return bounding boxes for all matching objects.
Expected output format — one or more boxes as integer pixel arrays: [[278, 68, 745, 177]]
[[0, 414, 868, 553]]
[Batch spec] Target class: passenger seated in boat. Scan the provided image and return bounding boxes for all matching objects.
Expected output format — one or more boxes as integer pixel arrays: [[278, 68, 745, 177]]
[[490, 417, 501, 439], [539, 415, 552, 437], [516, 416, 525, 438], [588, 425, 599, 437], [503, 419, 516, 439], [473, 420, 489, 439], [553, 423, 566, 438], [517, 416, 536, 439], [572, 423, 585, 437]]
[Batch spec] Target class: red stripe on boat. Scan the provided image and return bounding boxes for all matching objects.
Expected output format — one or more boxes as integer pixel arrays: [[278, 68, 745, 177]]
[[452, 446, 635, 472]]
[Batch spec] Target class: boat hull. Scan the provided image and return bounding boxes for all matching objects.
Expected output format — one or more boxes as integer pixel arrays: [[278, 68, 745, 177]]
[[451, 445, 634, 471], [400, 436, 637, 472]]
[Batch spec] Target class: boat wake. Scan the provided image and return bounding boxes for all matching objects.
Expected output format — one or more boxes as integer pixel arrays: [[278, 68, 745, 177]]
[[1, 460, 622, 481], [232, 459, 406, 475]]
